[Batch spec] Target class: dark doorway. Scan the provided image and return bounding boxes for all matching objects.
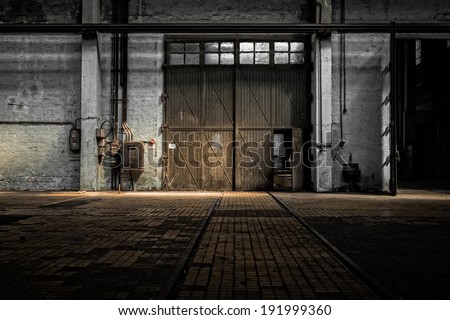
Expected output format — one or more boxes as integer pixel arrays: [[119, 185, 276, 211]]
[[397, 39, 450, 189]]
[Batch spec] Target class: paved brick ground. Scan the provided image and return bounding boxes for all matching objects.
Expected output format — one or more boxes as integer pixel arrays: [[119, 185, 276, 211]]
[[175, 192, 378, 299], [273, 189, 450, 299], [1, 189, 449, 300], [0, 191, 218, 299]]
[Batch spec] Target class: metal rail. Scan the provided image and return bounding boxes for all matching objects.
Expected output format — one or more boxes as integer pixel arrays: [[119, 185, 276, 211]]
[[268, 191, 395, 299], [1, 23, 450, 34], [158, 192, 223, 299]]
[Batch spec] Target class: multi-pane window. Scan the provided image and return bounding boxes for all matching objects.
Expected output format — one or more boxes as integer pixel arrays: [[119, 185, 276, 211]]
[[170, 42, 200, 65], [167, 40, 305, 66], [239, 41, 304, 65], [274, 42, 305, 65], [205, 42, 235, 65], [239, 42, 270, 65]]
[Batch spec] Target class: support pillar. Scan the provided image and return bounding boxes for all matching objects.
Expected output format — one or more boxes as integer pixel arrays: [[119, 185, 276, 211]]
[[80, 0, 101, 190], [311, 0, 333, 192]]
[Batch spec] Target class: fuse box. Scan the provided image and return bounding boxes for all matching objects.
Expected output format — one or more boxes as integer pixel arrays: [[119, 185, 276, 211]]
[[122, 141, 144, 170]]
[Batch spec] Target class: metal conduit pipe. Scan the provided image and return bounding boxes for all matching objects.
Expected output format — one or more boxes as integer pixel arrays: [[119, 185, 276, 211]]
[[317, 36, 323, 147], [340, 0, 346, 141], [315, 1, 322, 24], [110, 0, 131, 190], [314, 0, 324, 148], [121, 32, 133, 142]]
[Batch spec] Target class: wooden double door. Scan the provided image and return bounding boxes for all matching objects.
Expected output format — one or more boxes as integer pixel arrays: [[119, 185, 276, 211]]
[[164, 40, 307, 190]]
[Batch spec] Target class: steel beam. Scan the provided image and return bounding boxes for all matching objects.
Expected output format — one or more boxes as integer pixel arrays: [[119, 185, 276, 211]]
[[0, 23, 450, 34]]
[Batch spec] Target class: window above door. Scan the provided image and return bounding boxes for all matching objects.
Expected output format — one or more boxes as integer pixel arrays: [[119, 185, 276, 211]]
[[166, 40, 305, 66]]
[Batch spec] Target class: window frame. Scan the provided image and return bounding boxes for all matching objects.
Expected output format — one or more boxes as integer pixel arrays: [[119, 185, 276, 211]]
[[165, 37, 307, 68]]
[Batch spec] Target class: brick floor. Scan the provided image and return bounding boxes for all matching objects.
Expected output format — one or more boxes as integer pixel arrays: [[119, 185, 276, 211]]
[[1, 189, 449, 299], [175, 192, 378, 299], [273, 189, 450, 299], [0, 191, 219, 299]]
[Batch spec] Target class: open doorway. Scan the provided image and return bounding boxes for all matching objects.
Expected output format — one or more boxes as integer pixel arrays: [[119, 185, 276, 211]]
[[397, 39, 450, 190]]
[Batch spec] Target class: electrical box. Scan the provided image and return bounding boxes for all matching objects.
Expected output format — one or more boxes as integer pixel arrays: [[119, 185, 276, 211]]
[[122, 141, 144, 170], [96, 128, 107, 157], [69, 129, 81, 152]]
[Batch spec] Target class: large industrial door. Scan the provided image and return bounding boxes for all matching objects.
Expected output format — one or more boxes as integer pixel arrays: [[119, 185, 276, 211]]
[[165, 63, 234, 190], [164, 39, 307, 190]]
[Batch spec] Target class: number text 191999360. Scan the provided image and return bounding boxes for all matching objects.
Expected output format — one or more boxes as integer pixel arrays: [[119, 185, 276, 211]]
[[260, 304, 332, 316]]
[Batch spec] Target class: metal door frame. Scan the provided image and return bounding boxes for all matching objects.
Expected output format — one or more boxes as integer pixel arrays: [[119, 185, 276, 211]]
[[390, 22, 398, 195]]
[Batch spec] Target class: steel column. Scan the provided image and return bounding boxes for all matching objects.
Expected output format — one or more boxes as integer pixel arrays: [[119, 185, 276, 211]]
[[390, 22, 398, 196]]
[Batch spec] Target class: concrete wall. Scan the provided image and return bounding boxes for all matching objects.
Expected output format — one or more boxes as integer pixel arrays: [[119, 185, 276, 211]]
[[101, 0, 310, 23], [333, 0, 450, 23], [0, 1, 448, 192], [0, 0, 80, 23], [126, 34, 164, 190], [330, 34, 390, 192], [96, 34, 164, 191], [324, 0, 449, 192], [0, 35, 81, 190]]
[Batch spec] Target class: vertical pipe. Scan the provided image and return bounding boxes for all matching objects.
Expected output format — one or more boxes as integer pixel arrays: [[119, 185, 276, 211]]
[[122, 32, 131, 141], [390, 21, 398, 195], [339, 0, 346, 141], [318, 37, 323, 146], [233, 39, 238, 191], [111, 0, 120, 189], [110, 33, 116, 189], [119, 0, 131, 142], [304, 35, 313, 190], [114, 32, 120, 140]]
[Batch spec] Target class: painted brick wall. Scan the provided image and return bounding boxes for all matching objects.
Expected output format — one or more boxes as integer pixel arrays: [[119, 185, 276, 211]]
[[0, 35, 81, 190]]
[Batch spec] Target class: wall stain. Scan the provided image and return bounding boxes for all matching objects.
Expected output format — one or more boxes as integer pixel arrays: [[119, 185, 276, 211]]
[[7, 79, 44, 112]]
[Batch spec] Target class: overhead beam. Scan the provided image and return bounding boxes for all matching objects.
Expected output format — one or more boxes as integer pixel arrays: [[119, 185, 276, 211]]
[[1, 23, 450, 34]]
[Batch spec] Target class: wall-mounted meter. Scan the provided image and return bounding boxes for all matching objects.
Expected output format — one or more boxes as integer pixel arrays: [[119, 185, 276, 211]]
[[96, 128, 107, 158], [69, 128, 81, 152]]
